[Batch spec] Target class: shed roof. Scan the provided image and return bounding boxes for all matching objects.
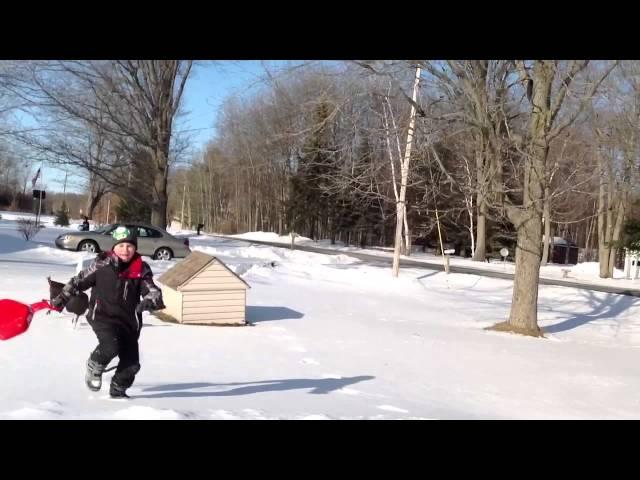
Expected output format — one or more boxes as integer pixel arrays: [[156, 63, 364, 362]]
[[157, 250, 250, 290]]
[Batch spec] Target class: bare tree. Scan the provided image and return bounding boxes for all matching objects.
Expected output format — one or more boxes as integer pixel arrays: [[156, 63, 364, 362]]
[[419, 61, 515, 262], [9, 60, 193, 228], [593, 62, 640, 277], [487, 60, 617, 336], [540, 133, 574, 265], [383, 65, 421, 276]]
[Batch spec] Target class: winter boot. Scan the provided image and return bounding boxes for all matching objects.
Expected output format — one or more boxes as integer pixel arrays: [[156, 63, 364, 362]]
[[109, 381, 130, 399], [85, 358, 105, 392]]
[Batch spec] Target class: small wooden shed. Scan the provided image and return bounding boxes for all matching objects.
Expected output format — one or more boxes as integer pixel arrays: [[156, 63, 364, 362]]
[[157, 251, 250, 325]]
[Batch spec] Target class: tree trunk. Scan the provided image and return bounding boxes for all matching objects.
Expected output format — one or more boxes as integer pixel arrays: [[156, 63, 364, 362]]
[[254, 201, 259, 232], [598, 181, 627, 278], [585, 201, 596, 260], [392, 66, 420, 277], [473, 197, 487, 261], [180, 183, 186, 228], [502, 165, 546, 331], [472, 140, 487, 262], [607, 196, 626, 277], [279, 187, 285, 235], [541, 188, 551, 265], [200, 177, 206, 227], [603, 168, 615, 276], [208, 160, 215, 231], [596, 156, 625, 278], [150, 149, 169, 229], [187, 184, 192, 229], [403, 204, 410, 256], [463, 192, 475, 258], [87, 189, 105, 220], [489, 60, 554, 337], [498, 207, 543, 337], [597, 155, 609, 277], [493, 136, 547, 338]]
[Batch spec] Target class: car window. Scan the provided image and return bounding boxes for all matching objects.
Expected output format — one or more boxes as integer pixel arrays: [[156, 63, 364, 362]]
[[147, 228, 163, 238], [136, 227, 150, 237], [94, 224, 113, 234]]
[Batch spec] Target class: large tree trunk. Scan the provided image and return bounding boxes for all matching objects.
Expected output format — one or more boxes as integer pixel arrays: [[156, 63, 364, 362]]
[[494, 204, 544, 337], [85, 174, 106, 220], [493, 152, 545, 338], [150, 149, 169, 229], [489, 60, 555, 337], [597, 156, 609, 277], [495, 116, 548, 338], [87, 189, 105, 220], [150, 71, 173, 230], [473, 197, 487, 261]]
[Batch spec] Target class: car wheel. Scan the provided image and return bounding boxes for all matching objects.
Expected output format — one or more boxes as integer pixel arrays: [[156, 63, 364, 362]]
[[78, 240, 99, 253], [154, 247, 173, 261]]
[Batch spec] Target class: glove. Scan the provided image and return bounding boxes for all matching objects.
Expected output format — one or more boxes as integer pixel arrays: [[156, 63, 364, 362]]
[[136, 299, 153, 315], [51, 292, 70, 310], [136, 297, 166, 314]]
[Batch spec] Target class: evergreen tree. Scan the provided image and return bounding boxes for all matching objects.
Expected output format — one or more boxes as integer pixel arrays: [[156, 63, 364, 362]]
[[54, 201, 70, 227]]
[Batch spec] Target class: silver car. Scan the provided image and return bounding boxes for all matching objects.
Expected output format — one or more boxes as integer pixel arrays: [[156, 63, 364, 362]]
[[55, 223, 191, 260]]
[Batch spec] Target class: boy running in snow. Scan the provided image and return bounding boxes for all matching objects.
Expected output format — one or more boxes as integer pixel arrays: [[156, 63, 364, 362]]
[[52, 225, 165, 398]]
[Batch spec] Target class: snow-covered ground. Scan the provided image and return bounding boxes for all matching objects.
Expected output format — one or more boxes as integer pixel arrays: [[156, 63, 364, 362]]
[[0, 210, 97, 231], [2, 218, 640, 419]]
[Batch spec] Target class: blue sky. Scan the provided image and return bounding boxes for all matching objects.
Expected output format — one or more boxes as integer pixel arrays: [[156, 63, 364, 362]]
[[31, 60, 296, 193], [177, 60, 274, 150]]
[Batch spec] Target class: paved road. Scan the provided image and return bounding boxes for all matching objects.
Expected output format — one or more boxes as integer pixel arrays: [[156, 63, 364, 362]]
[[210, 235, 640, 298]]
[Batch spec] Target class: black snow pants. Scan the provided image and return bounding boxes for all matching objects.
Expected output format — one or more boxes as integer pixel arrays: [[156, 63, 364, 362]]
[[89, 322, 141, 389]]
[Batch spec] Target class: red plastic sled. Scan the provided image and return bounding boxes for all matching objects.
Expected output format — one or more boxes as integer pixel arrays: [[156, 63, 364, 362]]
[[0, 299, 60, 341]]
